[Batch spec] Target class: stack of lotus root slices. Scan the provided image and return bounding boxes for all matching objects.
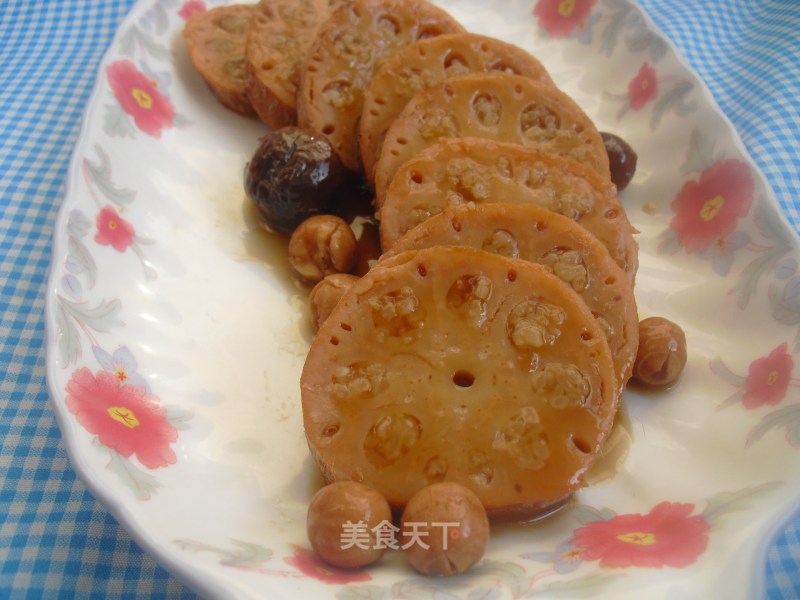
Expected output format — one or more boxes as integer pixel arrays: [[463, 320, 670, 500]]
[[184, 0, 640, 523]]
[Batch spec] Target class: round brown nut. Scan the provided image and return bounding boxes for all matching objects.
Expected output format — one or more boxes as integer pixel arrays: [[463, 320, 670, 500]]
[[400, 482, 490, 576], [632, 316, 687, 389], [309, 273, 360, 331], [288, 215, 357, 283], [307, 481, 392, 569]]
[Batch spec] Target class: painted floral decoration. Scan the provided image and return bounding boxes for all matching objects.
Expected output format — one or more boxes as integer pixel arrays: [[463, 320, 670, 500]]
[[93, 345, 150, 389], [628, 62, 658, 110], [534, 0, 597, 38], [524, 486, 776, 580], [713, 343, 800, 446], [178, 0, 206, 20], [742, 343, 794, 409], [65, 367, 178, 469], [106, 60, 175, 138], [284, 547, 371, 584], [715, 343, 797, 414], [94, 205, 136, 252], [571, 502, 709, 568], [669, 159, 755, 254]]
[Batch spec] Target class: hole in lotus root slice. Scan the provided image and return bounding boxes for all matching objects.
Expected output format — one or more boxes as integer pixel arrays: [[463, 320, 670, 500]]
[[482, 229, 519, 258], [539, 247, 589, 292], [443, 50, 470, 77], [531, 363, 590, 409], [571, 435, 592, 454], [471, 93, 503, 128], [424, 455, 448, 482], [520, 103, 561, 135], [417, 108, 458, 140], [330, 362, 387, 400], [368, 287, 424, 341], [452, 370, 476, 388], [489, 61, 520, 75], [377, 14, 401, 37], [417, 25, 445, 40], [507, 299, 566, 351], [492, 407, 549, 471], [363, 413, 422, 468], [446, 274, 493, 327], [321, 423, 341, 439], [322, 80, 356, 109], [468, 449, 494, 487]]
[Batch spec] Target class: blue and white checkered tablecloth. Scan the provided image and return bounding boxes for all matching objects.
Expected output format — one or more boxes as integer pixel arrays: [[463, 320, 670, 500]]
[[0, 0, 797, 597]]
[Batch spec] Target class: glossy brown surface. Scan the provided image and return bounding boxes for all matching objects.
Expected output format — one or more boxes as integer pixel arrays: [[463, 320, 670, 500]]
[[309, 273, 360, 330], [301, 246, 619, 521], [601, 131, 638, 191], [244, 127, 346, 235], [373, 72, 611, 206], [307, 481, 392, 568], [296, 0, 464, 171], [377, 137, 638, 281], [245, 0, 336, 127], [359, 32, 553, 185], [385, 203, 639, 389], [400, 482, 490, 576], [288, 215, 357, 283], [183, 4, 257, 116], [633, 316, 687, 389]]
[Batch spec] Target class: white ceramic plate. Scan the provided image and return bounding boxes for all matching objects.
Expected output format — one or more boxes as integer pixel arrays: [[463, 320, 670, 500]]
[[46, 0, 800, 598]]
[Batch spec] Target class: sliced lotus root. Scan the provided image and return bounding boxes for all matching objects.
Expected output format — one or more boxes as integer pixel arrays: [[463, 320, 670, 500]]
[[378, 137, 637, 280], [373, 72, 611, 206], [183, 4, 257, 116], [359, 32, 554, 185], [385, 203, 638, 388], [301, 246, 619, 521], [245, 0, 337, 128], [296, 0, 464, 172]]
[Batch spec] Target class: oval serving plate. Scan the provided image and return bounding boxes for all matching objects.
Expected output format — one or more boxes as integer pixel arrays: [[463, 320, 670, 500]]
[[45, 0, 800, 598]]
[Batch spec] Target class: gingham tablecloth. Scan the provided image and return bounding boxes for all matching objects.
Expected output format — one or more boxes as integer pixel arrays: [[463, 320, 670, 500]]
[[1, 0, 798, 597]]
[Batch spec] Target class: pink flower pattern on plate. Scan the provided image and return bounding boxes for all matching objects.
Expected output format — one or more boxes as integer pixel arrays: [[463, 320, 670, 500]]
[[65, 368, 178, 469], [178, 0, 206, 21], [571, 502, 710, 568], [533, 0, 597, 38], [743, 342, 794, 409], [94, 205, 136, 252], [669, 159, 755, 253], [284, 547, 372, 584], [628, 62, 658, 110], [106, 60, 175, 138]]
